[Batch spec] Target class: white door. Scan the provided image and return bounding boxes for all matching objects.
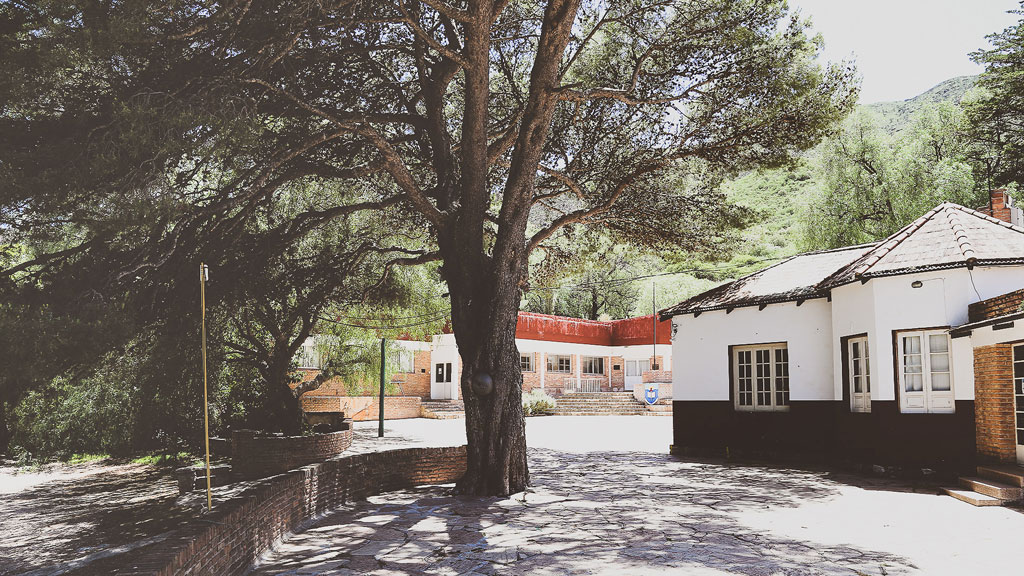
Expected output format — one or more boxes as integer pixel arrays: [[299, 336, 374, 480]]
[[1014, 344, 1024, 465], [624, 359, 649, 391], [431, 362, 455, 400]]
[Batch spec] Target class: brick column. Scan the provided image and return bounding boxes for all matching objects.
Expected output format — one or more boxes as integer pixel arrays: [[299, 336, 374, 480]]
[[974, 344, 1016, 463]]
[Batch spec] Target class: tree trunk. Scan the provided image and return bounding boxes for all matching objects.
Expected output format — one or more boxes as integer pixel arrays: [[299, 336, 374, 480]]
[[448, 272, 530, 496], [264, 346, 304, 435]]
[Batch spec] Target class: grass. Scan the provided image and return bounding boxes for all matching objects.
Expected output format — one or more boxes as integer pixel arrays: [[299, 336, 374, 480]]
[[130, 451, 200, 467], [66, 453, 110, 465]]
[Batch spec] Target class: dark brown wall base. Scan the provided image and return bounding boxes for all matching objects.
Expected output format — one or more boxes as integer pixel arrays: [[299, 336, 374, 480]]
[[673, 400, 976, 475]]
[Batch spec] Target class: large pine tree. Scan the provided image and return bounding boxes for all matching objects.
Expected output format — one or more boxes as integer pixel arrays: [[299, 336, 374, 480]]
[[1, 0, 856, 494]]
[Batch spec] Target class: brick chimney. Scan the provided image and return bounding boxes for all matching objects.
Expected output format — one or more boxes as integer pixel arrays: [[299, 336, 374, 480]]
[[989, 189, 1022, 226]]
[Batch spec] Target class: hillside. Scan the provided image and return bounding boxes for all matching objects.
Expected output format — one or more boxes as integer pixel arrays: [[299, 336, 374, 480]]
[[864, 75, 977, 134]]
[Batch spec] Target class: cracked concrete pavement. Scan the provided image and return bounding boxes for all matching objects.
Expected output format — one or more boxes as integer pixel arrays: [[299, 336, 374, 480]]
[[250, 417, 1024, 576]]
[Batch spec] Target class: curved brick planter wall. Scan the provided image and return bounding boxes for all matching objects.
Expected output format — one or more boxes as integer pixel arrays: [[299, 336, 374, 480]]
[[129, 445, 467, 576], [302, 395, 423, 421], [232, 429, 353, 480]]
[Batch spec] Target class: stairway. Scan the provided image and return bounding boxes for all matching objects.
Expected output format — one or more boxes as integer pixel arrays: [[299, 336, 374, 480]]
[[420, 400, 465, 419], [552, 392, 669, 416], [943, 465, 1024, 506]]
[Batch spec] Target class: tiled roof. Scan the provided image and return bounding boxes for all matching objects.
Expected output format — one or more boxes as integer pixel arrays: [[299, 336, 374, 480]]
[[661, 202, 1024, 318], [821, 203, 1024, 285], [658, 243, 877, 317]]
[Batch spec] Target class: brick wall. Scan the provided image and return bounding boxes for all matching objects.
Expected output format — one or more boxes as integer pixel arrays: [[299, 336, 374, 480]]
[[973, 344, 1017, 463], [968, 288, 1024, 323], [130, 446, 467, 576], [392, 349, 432, 398], [610, 356, 624, 389], [301, 395, 422, 421], [232, 429, 353, 480], [642, 370, 673, 383], [989, 188, 1014, 223], [542, 354, 577, 396], [522, 352, 541, 392]]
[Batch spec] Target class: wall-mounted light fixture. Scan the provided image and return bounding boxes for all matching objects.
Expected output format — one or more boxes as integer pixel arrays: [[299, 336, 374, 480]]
[[911, 280, 923, 288]]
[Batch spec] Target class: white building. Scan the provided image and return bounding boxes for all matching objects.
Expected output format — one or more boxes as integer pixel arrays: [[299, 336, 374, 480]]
[[661, 193, 1024, 483]]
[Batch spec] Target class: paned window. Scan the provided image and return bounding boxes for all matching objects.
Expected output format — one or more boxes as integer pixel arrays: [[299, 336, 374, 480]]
[[733, 344, 789, 411], [520, 354, 534, 372], [394, 350, 415, 373], [898, 330, 954, 413], [848, 336, 871, 413], [547, 354, 571, 373], [581, 356, 605, 375]]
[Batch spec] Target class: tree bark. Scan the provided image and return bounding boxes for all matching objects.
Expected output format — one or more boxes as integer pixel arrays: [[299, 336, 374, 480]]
[[438, 0, 580, 497], [445, 250, 530, 496]]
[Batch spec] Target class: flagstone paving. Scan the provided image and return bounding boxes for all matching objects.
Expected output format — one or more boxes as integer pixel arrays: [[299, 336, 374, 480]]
[[250, 440, 1024, 576]]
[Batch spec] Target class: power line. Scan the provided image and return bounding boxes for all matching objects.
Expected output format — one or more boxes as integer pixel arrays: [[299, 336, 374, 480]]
[[529, 255, 786, 292], [317, 310, 450, 330], [314, 255, 786, 330], [333, 306, 451, 321]]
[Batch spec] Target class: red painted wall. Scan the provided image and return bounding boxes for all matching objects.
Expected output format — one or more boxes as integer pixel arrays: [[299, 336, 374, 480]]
[[609, 314, 672, 346], [514, 312, 670, 346]]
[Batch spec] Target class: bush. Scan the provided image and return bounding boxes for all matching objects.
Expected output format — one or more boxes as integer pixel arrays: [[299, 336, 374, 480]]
[[522, 390, 556, 416]]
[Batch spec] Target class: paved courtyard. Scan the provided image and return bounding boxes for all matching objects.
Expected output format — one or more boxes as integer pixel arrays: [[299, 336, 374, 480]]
[[254, 417, 1024, 576]]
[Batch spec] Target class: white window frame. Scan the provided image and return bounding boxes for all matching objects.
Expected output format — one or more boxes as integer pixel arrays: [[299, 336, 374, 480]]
[[547, 354, 571, 373], [733, 343, 789, 412], [581, 355, 605, 375], [297, 338, 321, 369], [520, 354, 535, 372], [848, 336, 871, 413], [394, 349, 415, 373], [897, 329, 954, 414]]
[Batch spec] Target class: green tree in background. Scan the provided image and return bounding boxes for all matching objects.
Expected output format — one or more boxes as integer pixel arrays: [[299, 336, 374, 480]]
[[804, 105, 979, 249], [968, 2, 1024, 190]]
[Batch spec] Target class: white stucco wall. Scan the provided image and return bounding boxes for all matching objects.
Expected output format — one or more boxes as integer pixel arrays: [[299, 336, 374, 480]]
[[670, 299, 835, 401], [824, 264, 1022, 404]]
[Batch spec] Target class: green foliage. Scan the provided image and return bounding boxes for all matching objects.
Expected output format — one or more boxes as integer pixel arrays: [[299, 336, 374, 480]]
[[967, 3, 1024, 189], [67, 453, 109, 465], [130, 452, 198, 466], [522, 390, 557, 416], [803, 105, 980, 249]]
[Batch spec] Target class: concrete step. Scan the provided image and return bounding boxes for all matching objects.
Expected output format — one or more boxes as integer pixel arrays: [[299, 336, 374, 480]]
[[977, 465, 1024, 488], [943, 488, 1007, 506], [959, 476, 1024, 500], [420, 401, 465, 420]]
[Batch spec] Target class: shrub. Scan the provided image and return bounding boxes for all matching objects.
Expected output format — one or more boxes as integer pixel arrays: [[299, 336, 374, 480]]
[[522, 390, 556, 416]]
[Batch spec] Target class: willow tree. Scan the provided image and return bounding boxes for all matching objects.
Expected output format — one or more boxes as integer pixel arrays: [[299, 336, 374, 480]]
[[2, 0, 855, 493]]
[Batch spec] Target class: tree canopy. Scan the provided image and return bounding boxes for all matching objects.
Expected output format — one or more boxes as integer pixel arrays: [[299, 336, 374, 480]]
[[1, 0, 856, 492]]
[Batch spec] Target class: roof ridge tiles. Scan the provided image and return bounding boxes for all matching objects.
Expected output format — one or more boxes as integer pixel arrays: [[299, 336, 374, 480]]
[[944, 205, 977, 264], [951, 202, 1024, 233], [847, 203, 947, 279]]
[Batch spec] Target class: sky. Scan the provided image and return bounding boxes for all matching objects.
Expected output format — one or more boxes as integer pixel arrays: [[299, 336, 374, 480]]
[[790, 0, 1021, 104]]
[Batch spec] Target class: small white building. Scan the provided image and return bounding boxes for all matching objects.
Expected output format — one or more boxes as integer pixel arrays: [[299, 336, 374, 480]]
[[661, 192, 1024, 475]]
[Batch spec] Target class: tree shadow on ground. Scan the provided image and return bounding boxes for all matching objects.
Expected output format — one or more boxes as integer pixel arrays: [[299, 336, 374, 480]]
[[0, 462, 193, 576], [250, 448, 916, 575]]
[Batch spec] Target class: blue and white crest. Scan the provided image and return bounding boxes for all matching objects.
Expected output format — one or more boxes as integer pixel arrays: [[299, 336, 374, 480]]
[[644, 384, 659, 405]]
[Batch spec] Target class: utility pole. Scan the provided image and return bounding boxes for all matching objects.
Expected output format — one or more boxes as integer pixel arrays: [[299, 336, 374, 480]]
[[652, 283, 658, 370], [378, 338, 386, 438], [199, 263, 212, 512]]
